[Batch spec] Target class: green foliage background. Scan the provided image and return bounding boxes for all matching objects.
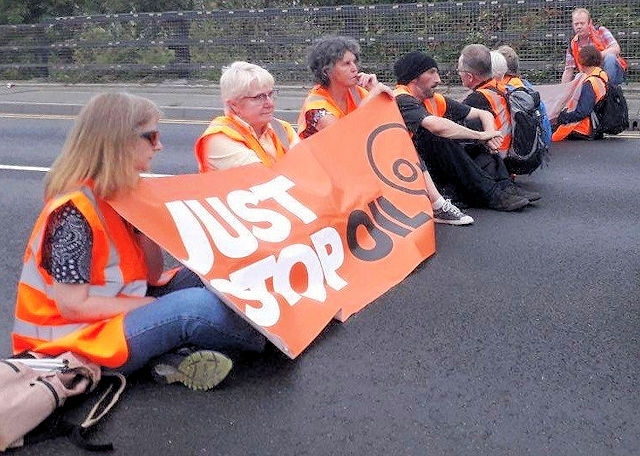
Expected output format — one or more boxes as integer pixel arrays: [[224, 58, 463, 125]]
[[0, 0, 637, 84]]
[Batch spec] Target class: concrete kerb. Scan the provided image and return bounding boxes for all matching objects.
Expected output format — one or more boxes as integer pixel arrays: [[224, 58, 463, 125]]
[[0, 81, 312, 123], [0, 81, 638, 131]]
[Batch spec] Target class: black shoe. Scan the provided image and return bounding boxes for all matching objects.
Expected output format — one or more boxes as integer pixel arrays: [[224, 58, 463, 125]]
[[505, 184, 541, 202], [488, 190, 529, 212]]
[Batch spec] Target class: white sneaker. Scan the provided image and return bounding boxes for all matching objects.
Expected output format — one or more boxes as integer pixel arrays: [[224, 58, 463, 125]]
[[432, 199, 474, 226]]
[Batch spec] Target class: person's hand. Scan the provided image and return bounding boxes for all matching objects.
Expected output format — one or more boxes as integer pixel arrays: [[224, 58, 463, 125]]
[[368, 81, 394, 98], [357, 72, 379, 90], [480, 131, 503, 152]]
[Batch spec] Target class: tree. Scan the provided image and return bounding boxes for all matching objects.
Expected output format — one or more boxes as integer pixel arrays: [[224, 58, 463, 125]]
[[0, 0, 204, 24]]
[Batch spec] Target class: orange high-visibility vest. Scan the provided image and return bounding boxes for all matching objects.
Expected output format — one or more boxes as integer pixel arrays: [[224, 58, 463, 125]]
[[392, 84, 420, 139], [476, 80, 512, 152], [194, 115, 297, 172], [393, 84, 447, 126], [552, 68, 607, 142], [392, 84, 411, 97], [570, 27, 627, 72], [502, 75, 525, 89], [423, 93, 447, 117], [12, 186, 149, 368], [297, 85, 367, 138]]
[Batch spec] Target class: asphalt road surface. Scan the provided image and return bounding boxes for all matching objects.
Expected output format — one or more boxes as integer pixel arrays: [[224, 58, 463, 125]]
[[0, 114, 638, 456]]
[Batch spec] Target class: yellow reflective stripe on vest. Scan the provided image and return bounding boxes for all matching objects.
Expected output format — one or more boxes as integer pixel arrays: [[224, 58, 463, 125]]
[[13, 317, 88, 342], [349, 87, 362, 105], [269, 120, 290, 148], [477, 87, 512, 151]]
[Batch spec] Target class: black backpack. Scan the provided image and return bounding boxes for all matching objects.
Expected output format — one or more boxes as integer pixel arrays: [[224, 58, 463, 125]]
[[489, 85, 550, 175], [591, 75, 629, 138]]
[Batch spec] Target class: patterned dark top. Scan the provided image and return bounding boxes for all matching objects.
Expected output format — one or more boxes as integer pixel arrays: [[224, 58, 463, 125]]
[[298, 108, 329, 139], [41, 201, 92, 284]]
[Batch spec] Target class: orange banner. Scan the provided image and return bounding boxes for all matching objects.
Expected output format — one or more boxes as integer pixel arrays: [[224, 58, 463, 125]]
[[109, 96, 436, 358]]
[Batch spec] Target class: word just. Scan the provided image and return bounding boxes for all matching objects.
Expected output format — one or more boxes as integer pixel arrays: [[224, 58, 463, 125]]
[[165, 175, 429, 327]]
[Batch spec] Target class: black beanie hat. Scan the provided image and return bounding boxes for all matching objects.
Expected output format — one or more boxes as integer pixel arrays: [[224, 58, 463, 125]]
[[394, 51, 438, 84]]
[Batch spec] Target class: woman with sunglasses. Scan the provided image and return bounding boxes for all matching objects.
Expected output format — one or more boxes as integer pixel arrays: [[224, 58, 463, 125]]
[[12, 92, 265, 390], [194, 61, 299, 172], [297, 35, 394, 139]]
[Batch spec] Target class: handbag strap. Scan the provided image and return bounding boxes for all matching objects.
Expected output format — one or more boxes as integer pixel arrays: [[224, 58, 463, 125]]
[[80, 371, 126, 429]]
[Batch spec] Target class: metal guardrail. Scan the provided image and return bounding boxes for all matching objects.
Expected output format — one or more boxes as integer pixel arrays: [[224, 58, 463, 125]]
[[0, 0, 638, 84]]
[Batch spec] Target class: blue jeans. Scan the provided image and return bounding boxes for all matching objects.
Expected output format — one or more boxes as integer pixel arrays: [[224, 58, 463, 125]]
[[120, 268, 266, 375], [602, 54, 624, 86]]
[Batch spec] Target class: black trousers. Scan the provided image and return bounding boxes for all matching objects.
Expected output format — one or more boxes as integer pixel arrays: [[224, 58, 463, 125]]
[[413, 134, 511, 207]]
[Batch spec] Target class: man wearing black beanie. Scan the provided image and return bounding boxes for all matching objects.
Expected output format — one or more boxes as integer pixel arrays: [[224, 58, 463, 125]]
[[394, 51, 439, 85], [392, 51, 537, 211]]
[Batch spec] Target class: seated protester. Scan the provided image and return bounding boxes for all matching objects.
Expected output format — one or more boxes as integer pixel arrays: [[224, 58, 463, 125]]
[[458, 44, 512, 157], [497, 45, 553, 147], [490, 50, 509, 82], [561, 7, 626, 86], [297, 37, 470, 225], [458, 44, 541, 202], [297, 35, 393, 139], [13, 92, 266, 392], [552, 45, 607, 142], [194, 61, 299, 171], [393, 51, 535, 213]]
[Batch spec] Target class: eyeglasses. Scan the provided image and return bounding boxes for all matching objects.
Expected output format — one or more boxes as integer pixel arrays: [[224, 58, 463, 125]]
[[242, 89, 279, 104], [140, 130, 160, 147]]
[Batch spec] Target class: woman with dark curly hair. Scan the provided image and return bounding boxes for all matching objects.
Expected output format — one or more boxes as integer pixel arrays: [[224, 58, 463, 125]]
[[297, 35, 393, 139], [297, 38, 474, 225]]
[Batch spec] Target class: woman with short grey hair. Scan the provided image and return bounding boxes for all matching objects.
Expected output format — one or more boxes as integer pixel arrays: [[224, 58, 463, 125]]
[[195, 61, 299, 171]]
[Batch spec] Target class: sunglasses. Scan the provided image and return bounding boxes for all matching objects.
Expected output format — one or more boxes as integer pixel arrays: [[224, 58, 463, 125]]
[[140, 130, 160, 146]]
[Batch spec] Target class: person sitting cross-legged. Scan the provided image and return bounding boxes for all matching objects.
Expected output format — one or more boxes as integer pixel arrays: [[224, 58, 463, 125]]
[[552, 45, 608, 142], [458, 43, 542, 204], [297, 35, 473, 225], [393, 51, 535, 212], [13, 92, 266, 392]]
